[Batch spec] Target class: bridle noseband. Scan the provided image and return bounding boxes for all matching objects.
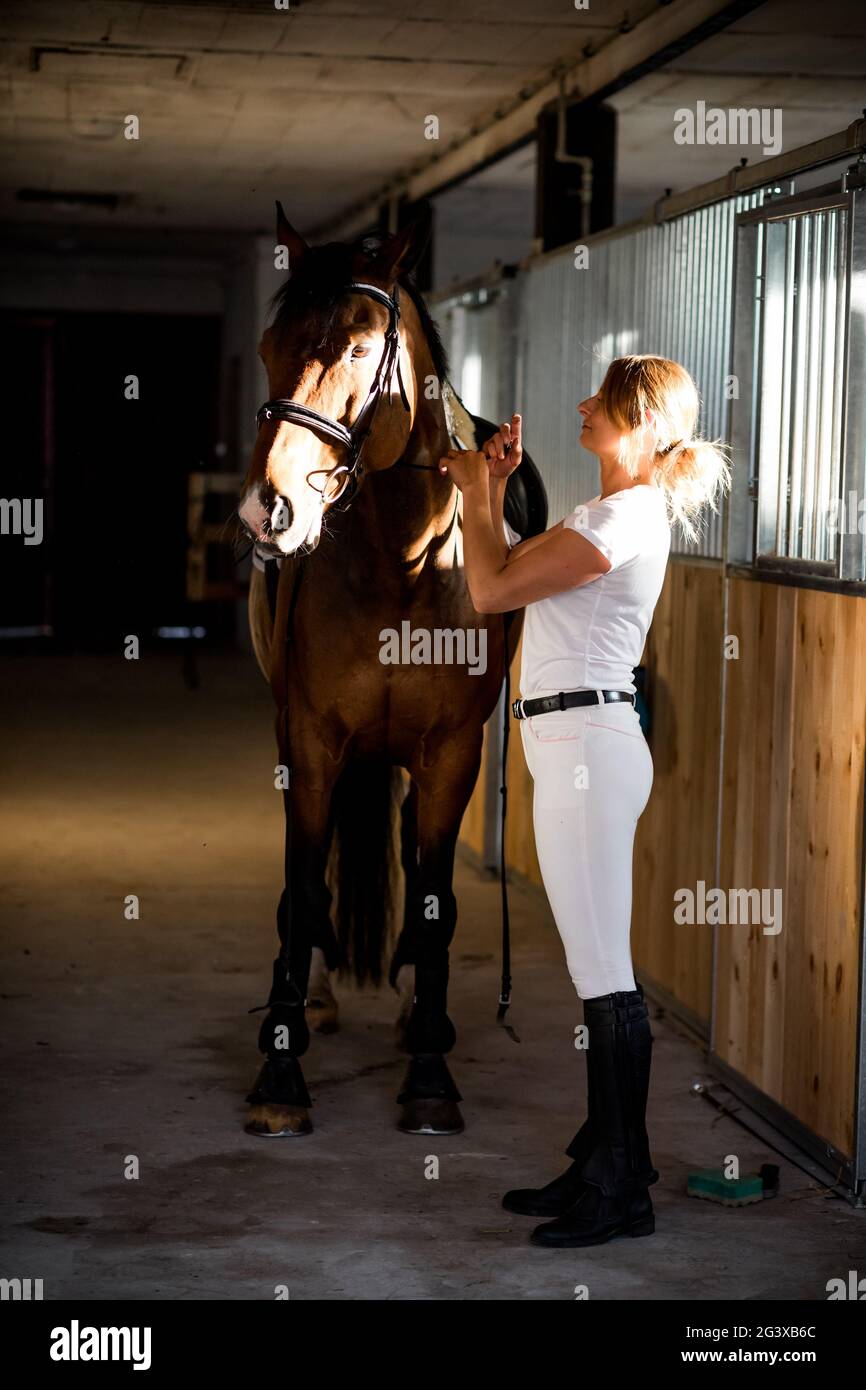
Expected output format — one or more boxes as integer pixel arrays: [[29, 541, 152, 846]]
[[255, 281, 411, 506]]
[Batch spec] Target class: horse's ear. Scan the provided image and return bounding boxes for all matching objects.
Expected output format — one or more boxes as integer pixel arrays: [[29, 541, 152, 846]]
[[373, 204, 432, 280], [276, 201, 308, 270]]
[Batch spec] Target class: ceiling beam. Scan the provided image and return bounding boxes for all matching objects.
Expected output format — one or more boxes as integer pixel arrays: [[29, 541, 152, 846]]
[[310, 0, 766, 240]]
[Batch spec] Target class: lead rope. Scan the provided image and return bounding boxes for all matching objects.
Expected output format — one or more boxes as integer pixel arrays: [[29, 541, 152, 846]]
[[497, 608, 520, 1043]]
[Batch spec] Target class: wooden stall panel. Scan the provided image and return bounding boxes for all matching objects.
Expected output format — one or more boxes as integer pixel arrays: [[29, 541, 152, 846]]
[[632, 561, 724, 1025], [715, 582, 795, 1096], [717, 579, 866, 1157]]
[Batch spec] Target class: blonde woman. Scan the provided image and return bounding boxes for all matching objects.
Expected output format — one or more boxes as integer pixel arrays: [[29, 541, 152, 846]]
[[439, 355, 730, 1249]]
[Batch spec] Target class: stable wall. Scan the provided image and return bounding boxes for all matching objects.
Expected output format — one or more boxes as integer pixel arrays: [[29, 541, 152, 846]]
[[716, 576, 866, 1159], [460, 560, 866, 1166]]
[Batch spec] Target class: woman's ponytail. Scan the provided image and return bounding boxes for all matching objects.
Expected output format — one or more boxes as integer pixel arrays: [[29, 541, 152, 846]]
[[653, 435, 731, 544]]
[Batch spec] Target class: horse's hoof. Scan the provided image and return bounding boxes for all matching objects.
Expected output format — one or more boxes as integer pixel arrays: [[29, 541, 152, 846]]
[[397, 1098, 464, 1136], [245, 1103, 313, 1138], [306, 997, 339, 1034]]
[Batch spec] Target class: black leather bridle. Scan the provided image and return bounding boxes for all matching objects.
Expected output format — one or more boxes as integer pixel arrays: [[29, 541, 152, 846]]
[[255, 281, 411, 506]]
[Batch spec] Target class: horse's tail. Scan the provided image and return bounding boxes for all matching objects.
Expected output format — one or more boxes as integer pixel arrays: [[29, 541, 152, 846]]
[[328, 759, 403, 986]]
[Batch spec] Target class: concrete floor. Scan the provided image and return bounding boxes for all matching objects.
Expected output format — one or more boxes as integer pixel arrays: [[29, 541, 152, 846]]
[[1, 651, 863, 1301]]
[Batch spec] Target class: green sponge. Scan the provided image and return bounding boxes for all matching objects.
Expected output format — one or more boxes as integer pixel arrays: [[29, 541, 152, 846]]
[[687, 1168, 765, 1206]]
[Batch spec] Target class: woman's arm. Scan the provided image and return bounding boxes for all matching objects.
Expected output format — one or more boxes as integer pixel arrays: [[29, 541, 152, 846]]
[[505, 517, 566, 563], [458, 473, 610, 614], [488, 474, 511, 566]]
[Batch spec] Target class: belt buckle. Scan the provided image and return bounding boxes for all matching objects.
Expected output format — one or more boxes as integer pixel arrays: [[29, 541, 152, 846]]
[[511, 698, 525, 720]]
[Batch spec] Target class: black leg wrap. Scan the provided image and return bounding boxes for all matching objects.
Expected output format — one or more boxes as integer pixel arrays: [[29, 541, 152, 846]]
[[280, 888, 340, 973], [256, 958, 310, 1058], [257, 1006, 310, 1059], [403, 966, 456, 1054], [397, 1052, 462, 1106], [246, 1054, 312, 1109]]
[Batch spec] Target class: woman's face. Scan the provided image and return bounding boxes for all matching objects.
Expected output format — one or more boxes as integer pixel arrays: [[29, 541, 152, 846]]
[[577, 387, 624, 460]]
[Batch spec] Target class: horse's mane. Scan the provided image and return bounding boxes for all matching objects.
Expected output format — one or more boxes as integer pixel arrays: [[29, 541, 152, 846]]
[[268, 236, 448, 384]]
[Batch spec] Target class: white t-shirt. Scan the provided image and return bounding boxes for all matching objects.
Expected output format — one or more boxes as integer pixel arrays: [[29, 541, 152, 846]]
[[518, 484, 671, 697]]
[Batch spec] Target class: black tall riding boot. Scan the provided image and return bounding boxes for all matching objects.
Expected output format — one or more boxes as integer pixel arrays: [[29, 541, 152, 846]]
[[501, 983, 647, 1217], [531, 986, 659, 1247]]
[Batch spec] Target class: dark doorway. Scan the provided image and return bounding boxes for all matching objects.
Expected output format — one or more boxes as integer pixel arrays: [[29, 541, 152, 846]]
[[0, 310, 221, 650]]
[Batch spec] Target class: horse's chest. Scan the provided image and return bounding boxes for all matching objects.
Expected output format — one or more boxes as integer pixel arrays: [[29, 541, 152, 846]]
[[295, 576, 498, 725]]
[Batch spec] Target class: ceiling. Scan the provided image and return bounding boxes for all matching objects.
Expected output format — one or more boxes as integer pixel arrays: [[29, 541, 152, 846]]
[[0, 0, 632, 235], [609, 0, 866, 221], [0, 0, 864, 246]]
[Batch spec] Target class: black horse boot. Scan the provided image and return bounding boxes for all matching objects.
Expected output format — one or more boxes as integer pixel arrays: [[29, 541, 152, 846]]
[[531, 987, 659, 1247], [245, 957, 313, 1138], [397, 963, 463, 1135]]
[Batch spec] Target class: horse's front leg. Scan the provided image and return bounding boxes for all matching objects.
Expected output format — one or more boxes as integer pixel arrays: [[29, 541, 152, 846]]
[[397, 731, 483, 1135], [245, 742, 343, 1138], [389, 778, 419, 1033]]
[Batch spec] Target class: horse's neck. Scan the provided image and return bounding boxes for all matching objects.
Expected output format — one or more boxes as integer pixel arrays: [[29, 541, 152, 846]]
[[349, 400, 456, 560]]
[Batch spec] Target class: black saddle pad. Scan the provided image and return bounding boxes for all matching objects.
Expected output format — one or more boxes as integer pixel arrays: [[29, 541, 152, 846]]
[[470, 413, 548, 539]]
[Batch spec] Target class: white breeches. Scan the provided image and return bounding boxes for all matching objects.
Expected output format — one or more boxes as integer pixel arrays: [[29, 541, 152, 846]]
[[519, 697, 654, 1000]]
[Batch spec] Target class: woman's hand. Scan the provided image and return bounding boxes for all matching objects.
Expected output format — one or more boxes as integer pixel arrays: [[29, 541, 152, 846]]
[[438, 448, 489, 493], [482, 413, 523, 478]]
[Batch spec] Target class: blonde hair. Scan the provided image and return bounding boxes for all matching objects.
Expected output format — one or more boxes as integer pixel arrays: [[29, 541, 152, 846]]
[[599, 354, 731, 542]]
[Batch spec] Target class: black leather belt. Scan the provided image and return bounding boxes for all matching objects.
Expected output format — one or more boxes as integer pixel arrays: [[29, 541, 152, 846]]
[[512, 689, 635, 720]]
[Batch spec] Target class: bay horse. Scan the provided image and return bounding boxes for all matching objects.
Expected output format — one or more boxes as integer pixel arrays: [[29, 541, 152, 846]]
[[238, 204, 546, 1137]]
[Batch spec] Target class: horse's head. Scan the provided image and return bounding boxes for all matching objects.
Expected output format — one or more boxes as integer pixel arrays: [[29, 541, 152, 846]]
[[239, 204, 430, 555]]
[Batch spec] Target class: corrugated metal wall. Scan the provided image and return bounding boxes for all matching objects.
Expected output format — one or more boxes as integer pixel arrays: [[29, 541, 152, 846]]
[[436, 193, 766, 557], [438, 292, 511, 426]]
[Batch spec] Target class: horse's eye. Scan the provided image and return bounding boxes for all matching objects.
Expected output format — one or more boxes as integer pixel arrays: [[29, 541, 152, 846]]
[[351, 345, 371, 358]]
